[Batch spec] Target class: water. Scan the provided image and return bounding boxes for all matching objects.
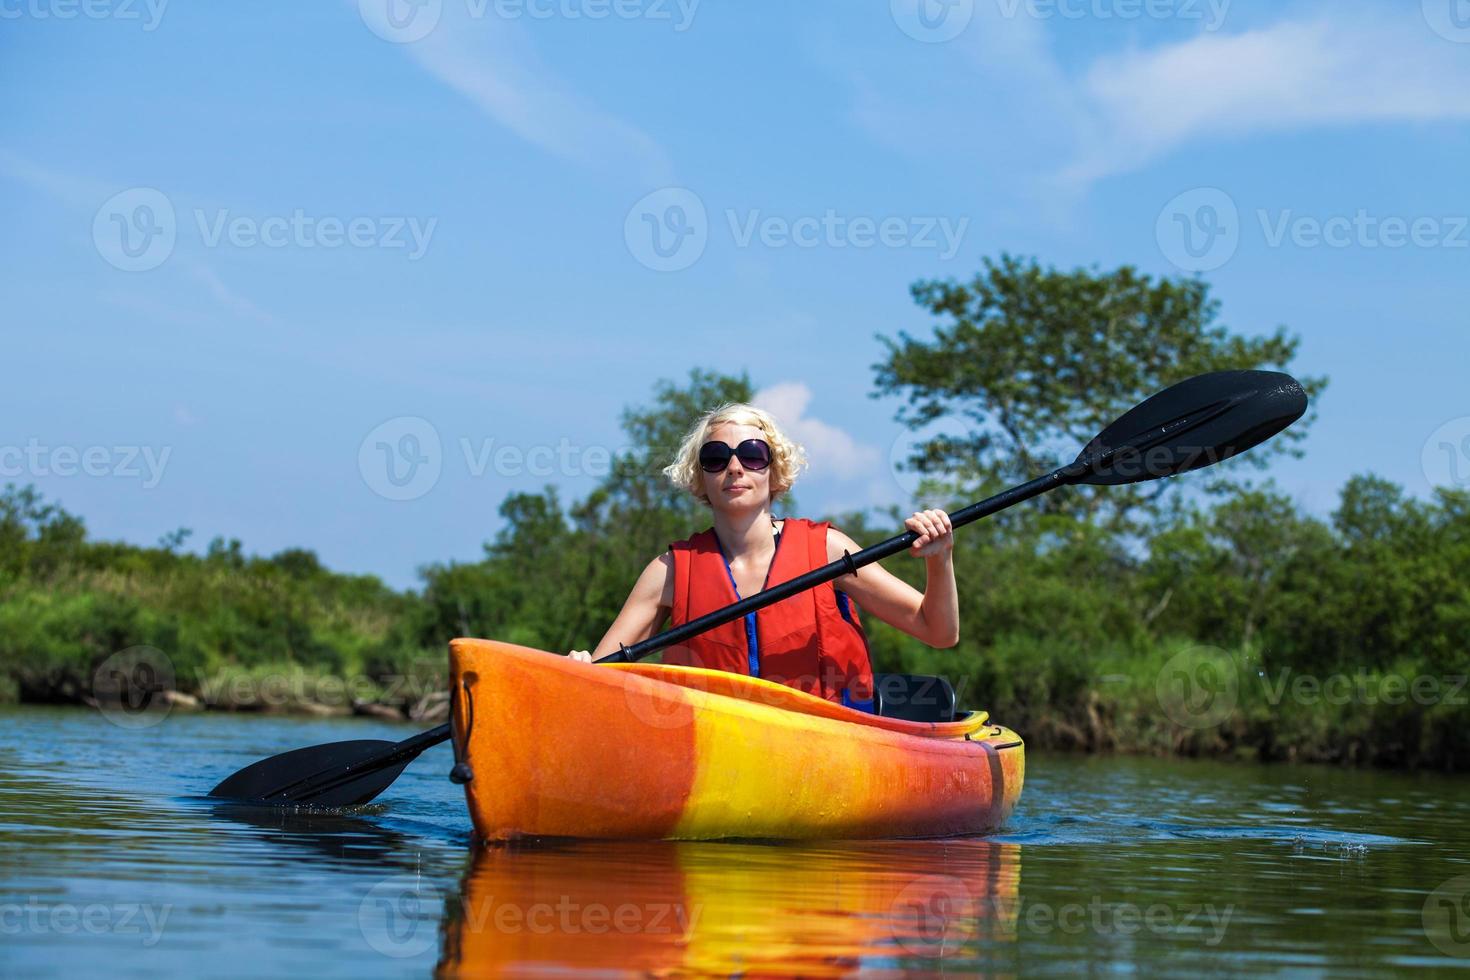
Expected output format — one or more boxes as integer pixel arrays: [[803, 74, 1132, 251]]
[[2, 705, 1468, 977]]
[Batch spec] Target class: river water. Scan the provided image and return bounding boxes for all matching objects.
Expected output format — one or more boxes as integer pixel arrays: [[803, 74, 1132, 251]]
[[2, 705, 1467, 977]]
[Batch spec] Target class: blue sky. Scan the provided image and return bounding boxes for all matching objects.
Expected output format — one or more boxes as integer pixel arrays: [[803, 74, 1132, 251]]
[[3, 0, 1468, 589]]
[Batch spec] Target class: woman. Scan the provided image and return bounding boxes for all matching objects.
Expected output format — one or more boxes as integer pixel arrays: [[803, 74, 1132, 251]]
[[569, 403, 957, 711]]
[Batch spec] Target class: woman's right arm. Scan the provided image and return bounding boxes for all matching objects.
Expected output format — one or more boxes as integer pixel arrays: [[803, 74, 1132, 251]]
[[568, 552, 675, 662]]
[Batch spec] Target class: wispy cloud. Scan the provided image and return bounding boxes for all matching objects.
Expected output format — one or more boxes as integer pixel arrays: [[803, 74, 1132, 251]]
[[393, 5, 673, 185], [844, 4, 1470, 200], [0, 148, 116, 208], [1062, 12, 1470, 189], [754, 381, 881, 480], [189, 263, 275, 325]]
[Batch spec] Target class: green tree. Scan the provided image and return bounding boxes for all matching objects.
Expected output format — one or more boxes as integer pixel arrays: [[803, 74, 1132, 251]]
[[873, 254, 1327, 532]]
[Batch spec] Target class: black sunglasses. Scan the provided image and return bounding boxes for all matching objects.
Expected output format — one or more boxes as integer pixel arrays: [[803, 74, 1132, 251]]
[[699, 438, 772, 473]]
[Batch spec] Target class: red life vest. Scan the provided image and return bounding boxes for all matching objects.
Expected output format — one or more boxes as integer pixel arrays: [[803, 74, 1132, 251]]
[[664, 518, 875, 707]]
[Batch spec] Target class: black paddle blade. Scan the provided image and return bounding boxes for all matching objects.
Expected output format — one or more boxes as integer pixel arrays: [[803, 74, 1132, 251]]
[[208, 739, 411, 808], [1070, 370, 1307, 486]]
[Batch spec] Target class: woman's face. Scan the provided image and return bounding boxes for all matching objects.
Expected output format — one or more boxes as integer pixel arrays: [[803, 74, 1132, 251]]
[[701, 422, 771, 512]]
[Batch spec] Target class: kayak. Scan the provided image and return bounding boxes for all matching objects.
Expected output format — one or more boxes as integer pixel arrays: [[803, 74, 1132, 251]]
[[447, 638, 1024, 841]]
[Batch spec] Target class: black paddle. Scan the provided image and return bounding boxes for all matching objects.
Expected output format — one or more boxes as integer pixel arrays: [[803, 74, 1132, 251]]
[[207, 369, 1307, 807]]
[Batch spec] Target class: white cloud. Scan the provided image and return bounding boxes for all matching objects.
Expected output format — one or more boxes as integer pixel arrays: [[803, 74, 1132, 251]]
[[189, 264, 275, 325], [0, 148, 115, 207], [398, 6, 673, 184], [1062, 13, 1470, 189], [844, 4, 1470, 199], [754, 381, 881, 480]]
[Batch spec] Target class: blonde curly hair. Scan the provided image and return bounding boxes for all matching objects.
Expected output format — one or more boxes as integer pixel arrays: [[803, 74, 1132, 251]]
[[664, 403, 808, 507]]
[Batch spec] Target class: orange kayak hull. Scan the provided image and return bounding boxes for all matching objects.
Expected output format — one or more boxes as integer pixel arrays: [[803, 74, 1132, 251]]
[[448, 638, 1024, 842]]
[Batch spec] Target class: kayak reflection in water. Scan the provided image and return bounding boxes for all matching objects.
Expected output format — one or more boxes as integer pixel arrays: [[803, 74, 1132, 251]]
[[568, 402, 958, 712]]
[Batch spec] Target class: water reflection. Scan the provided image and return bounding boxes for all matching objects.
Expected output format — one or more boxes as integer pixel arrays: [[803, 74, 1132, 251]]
[[436, 838, 1021, 976], [202, 802, 438, 874]]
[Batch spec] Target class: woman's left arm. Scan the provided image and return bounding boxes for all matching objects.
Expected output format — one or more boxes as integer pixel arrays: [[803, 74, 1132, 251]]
[[828, 510, 959, 648]]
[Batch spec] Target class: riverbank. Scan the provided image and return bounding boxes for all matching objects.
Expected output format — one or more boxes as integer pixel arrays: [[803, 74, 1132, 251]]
[[16, 638, 1466, 773]]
